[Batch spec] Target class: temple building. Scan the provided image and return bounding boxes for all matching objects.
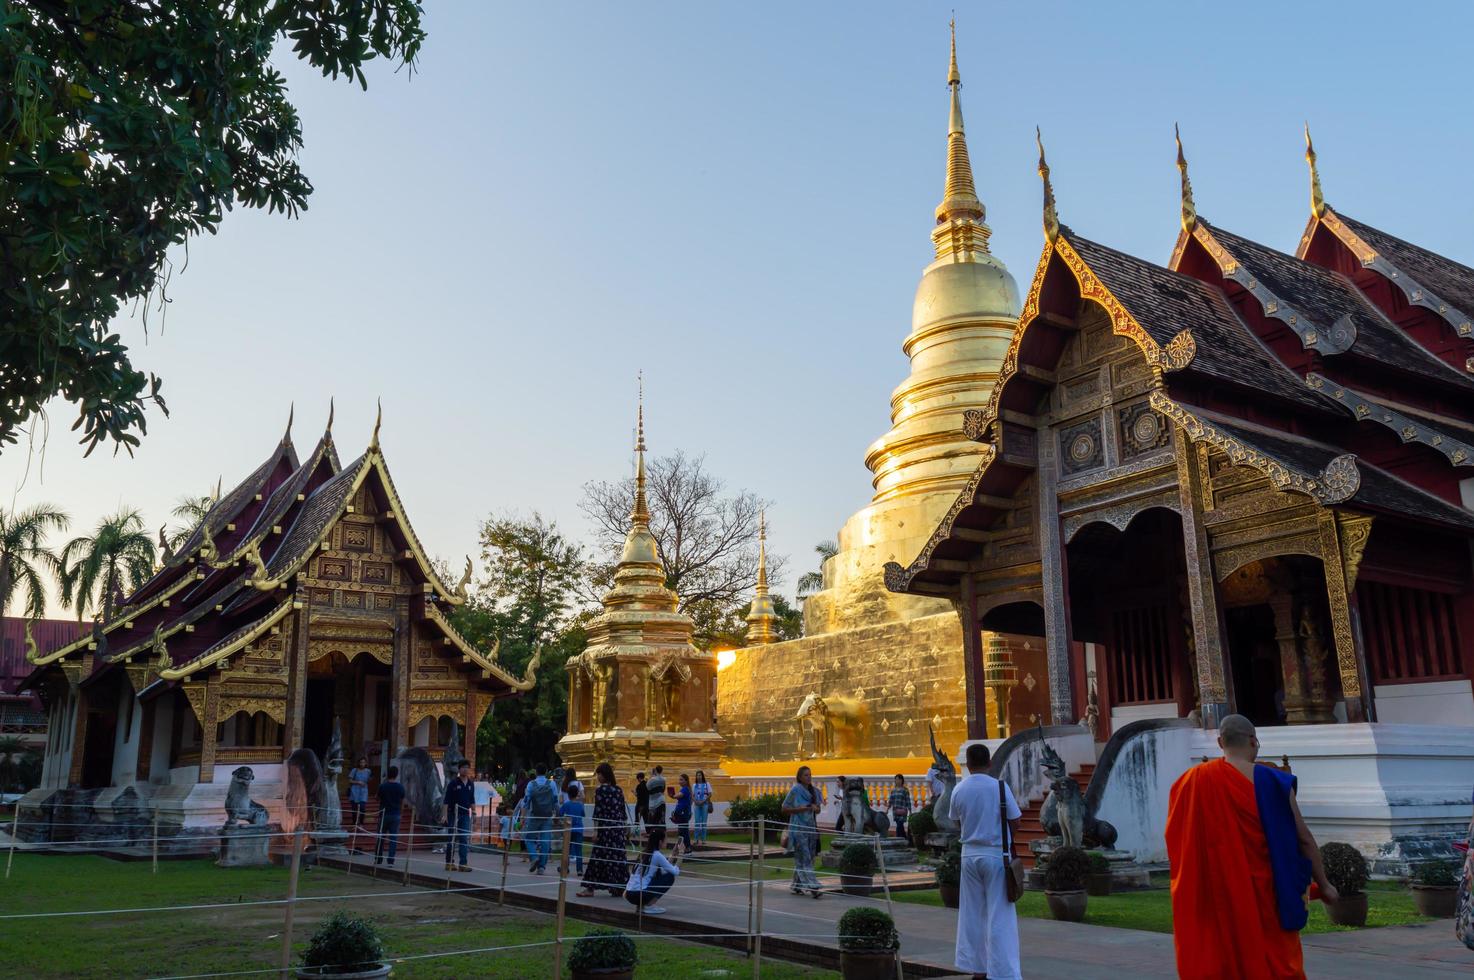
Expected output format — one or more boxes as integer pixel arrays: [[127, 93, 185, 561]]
[[718, 25, 1048, 767], [884, 130, 1474, 862], [20, 409, 534, 842], [556, 400, 729, 791]]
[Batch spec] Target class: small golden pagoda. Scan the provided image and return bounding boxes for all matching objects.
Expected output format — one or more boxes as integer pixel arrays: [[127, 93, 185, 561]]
[[744, 513, 778, 645], [557, 396, 730, 790]]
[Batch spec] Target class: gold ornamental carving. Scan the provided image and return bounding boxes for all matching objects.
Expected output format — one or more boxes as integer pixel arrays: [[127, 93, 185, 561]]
[[1335, 513, 1374, 589], [181, 683, 208, 725], [219, 697, 287, 725]]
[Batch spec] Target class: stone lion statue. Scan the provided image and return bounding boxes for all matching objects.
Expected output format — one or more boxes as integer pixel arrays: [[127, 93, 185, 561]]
[[840, 776, 890, 838], [224, 766, 268, 827], [794, 693, 869, 758]]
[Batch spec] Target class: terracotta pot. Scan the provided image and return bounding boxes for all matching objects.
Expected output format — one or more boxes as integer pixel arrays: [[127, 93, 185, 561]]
[[571, 970, 634, 980], [1325, 891, 1368, 927], [1045, 889, 1088, 922], [840, 873, 874, 896], [1412, 884, 1458, 918], [839, 950, 898, 980], [1086, 872, 1113, 897], [939, 882, 960, 908], [295, 965, 391, 979]]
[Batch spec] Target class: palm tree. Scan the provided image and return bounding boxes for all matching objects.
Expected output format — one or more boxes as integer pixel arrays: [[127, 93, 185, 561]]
[[795, 539, 838, 599], [0, 504, 69, 618], [166, 492, 214, 549], [60, 508, 156, 623]]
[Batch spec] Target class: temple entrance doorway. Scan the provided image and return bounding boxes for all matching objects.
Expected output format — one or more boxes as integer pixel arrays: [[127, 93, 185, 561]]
[[303, 677, 335, 761], [79, 672, 126, 789], [1065, 508, 1195, 730], [1224, 604, 1282, 727], [304, 651, 394, 776], [1219, 557, 1340, 726]]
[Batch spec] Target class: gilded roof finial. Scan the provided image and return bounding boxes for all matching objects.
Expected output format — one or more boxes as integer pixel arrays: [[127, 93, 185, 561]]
[[935, 17, 985, 231], [1175, 123, 1197, 233], [213, 474, 222, 503], [745, 508, 777, 644], [1037, 127, 1059, 243], [326, 397, 335, 439], [1305, 122, 1326, 218], [369, 397, 383, 451], [632, 373, 649, 528], [282, 402, 294, 445]]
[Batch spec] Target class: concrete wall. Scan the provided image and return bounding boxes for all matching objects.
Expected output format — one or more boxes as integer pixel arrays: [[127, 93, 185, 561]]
[[1374, 680, 1474, 727]]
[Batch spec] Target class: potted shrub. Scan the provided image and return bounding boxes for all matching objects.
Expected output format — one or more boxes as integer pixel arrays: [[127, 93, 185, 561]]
[[1042, 845, 1090, 922], [837, 906, 899, 980], [567, 928, 638, 980], [839, 841, 879, 896], [1410, 858, 1461, 918], [726, 793, 787, 842], [935, 839, 961, 908], [1085, 850, 1113, 897], [298, 911, 389, 978], [907, 808, 938, 843], [1319, 842, 1368, 927]]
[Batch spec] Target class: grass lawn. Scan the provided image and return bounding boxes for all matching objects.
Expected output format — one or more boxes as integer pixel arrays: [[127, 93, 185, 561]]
[[892, 879, 1433, 935], [0, 854, 837, 979]]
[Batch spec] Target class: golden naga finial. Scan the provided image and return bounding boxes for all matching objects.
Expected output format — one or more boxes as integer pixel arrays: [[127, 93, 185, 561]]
[[455, 555, 473, 599], [514, 642, 542, 690], [213, 475, 222, 503], [245, 539, 273, 589], [158, 524, 173, 564], [326, 397, 335, 438], [198, 518, 219, 564], [369, 397, 383, 451], [1037, 127, 1059, 243], [23, 619, 38, 664], [1305, 122, 1326, 218], [151, 624, 169, 668], [1175, 123, 1197, 233], [282, 402, 294, 445]]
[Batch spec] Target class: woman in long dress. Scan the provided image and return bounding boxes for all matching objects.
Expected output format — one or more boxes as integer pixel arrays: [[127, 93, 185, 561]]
[[578, 762, 630, 897], [782, 765, 824, 898]]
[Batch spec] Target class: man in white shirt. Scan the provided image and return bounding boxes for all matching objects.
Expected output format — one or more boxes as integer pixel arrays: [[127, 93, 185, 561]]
[[943, 742, 1022, 980]]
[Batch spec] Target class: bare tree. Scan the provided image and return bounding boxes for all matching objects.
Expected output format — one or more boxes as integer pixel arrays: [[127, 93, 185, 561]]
[[580, 450, 786, 619]]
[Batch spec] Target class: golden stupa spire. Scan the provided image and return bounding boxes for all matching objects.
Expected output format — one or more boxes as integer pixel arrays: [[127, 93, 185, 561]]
[[745, 509, 777, 644], [1175, 123, 1197, 233], [932, 18, 989, 257], [1305, 122, 1326, 218], [1037, 127, 1059, 243], [632, 373, 649, 528]]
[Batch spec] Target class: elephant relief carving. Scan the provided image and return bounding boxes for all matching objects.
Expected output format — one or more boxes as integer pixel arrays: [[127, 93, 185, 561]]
[[794, 693, 869, 758]]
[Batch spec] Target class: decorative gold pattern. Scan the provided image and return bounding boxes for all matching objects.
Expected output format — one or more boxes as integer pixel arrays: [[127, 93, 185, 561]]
[[1308, 373, 1474, 468], [1150, 392, 1360, 504]]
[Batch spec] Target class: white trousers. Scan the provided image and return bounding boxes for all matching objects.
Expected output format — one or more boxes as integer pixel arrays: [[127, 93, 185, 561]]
[[956, 854, 1021, 979]]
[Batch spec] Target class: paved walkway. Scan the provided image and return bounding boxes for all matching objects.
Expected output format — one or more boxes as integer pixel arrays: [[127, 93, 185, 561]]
[[324, 842, 1471, 978]]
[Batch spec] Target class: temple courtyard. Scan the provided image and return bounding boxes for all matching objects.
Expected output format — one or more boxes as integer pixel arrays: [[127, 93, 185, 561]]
[[0, 841, 1464, 978]]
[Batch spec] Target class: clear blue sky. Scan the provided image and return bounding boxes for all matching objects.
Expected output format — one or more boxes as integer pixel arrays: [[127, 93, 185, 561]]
[[7, 1, 1474, 616]]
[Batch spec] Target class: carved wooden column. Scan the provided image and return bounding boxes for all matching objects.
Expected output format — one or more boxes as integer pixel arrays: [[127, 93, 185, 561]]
[[135, 697, 156, 783], [1269, 592, 1310, 724], [958, 574, 987, 740], [283, 607, 310, 755], [1319, 512, 1374, 723], [66, 679, 88, 787], [1174, 434, 1229, 727], [391, 614, 412, 752], [197, 676, 221, 784], [1037, 426, 1074, 724]]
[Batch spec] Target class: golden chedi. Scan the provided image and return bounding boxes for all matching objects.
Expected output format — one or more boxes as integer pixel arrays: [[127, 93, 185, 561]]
[[719, 24, 1025, 767], [557, 399, 730, 791]]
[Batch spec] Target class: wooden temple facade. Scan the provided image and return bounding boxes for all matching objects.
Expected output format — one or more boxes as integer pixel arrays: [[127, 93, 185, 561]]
[[887, 136, 1474, 740], [22, 411, 532, 827]]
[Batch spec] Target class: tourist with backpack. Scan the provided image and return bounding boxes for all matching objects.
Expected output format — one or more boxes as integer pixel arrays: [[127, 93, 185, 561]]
[[524, 763, 559, 874]]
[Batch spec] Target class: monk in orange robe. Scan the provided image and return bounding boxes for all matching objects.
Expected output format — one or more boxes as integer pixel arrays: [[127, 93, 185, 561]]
[[1167, 714, 1337, 980]]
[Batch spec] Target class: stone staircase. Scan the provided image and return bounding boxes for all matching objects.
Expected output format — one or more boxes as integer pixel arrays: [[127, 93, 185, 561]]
[[1011, 762, 1093, 869]]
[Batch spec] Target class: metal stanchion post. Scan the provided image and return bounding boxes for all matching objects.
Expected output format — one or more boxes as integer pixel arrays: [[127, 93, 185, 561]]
[[5, 811, 20, 879], [152, 811, 160, 874], [402, 807, 415, 887], [279, 828, 304, 976], [746, 820, 755, 957], [553, 818, 571, 980], [499, 829, 509, 906], [874, 832, 903, 980], [753, 817, 765, 980]]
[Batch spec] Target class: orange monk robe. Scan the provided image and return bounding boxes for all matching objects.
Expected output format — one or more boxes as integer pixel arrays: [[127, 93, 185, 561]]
[[1166, 759, 1305, 980]]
